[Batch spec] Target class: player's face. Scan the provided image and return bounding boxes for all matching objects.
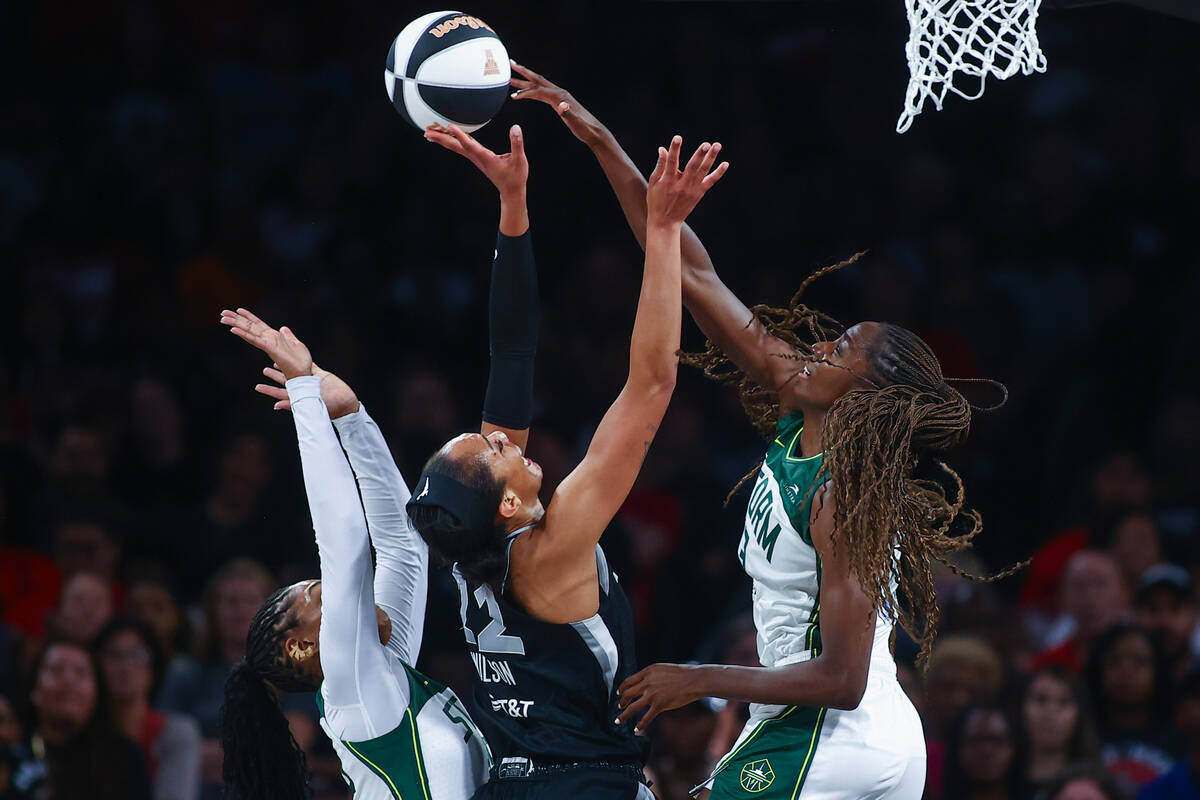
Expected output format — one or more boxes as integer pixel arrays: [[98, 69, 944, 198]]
[[444, 431, 544, 524], [790, 322, 881, 411], [481, 430, 543, 507], [283, 580, 393, 677]]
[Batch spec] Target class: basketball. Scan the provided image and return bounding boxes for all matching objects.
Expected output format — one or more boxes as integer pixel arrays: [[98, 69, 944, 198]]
[[384, 11, 511, 133]]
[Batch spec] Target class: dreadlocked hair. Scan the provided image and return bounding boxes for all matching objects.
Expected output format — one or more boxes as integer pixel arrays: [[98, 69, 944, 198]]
[[220, 585, 315, 800], [682, 256, 1026, 666]]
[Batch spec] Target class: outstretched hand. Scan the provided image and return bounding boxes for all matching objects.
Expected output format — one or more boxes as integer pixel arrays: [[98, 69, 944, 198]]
[[616, 663, 706, 733], [647, 136, 729, 226], [221, 309, 312, 380], [424, 123, 528, 197], [508, 60, 605, 146], [254, 363, 359, 419]]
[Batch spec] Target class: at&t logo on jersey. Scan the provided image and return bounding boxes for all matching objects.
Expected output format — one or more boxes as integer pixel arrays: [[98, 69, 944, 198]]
[[491, 698, 535, 718], [739, 759, 775, 792]]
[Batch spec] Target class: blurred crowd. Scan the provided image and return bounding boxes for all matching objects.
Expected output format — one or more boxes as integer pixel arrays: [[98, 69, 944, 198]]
[[2, 1, 1199, 799]]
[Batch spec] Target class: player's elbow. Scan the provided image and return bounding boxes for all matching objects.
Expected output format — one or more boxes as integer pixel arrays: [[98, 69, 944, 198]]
[[830, 678, 867, 710], [824, 662, 868, 710], [630, 366, 677, 399], [648, 369, 677, 396]]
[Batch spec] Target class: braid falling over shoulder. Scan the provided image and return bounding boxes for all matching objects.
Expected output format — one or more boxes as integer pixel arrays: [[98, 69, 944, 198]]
[[220, 586, 315, 800], [683, 256, 1026, 665]]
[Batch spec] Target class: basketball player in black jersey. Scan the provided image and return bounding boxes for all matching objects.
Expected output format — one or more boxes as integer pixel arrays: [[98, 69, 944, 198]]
[[408, 126, 728, 799]]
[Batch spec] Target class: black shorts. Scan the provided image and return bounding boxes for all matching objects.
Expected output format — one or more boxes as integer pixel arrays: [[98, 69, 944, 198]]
[[470, 765, 652, 800]]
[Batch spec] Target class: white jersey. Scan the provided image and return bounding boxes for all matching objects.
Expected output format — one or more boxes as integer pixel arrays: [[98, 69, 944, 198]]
[[317, 658, 490, 800], [287, 378, 490, 800], [737, 412, 896, 678], [703, 410, 924, 798]]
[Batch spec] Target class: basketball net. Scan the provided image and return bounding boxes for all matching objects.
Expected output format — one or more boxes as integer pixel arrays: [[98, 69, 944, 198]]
[[897, 0, 1047, 133]]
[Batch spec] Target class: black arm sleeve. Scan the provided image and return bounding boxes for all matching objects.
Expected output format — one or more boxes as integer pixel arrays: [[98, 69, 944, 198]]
[[482, 230, 539, 430]]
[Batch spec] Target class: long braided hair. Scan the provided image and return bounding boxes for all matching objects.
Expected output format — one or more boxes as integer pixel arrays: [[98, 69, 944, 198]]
[[683, 255, 1024, 664], [220, 584, 315, 800]]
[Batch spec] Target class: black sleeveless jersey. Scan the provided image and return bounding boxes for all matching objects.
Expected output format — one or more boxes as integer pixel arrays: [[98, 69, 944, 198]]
[[454, 545, 647, 765]]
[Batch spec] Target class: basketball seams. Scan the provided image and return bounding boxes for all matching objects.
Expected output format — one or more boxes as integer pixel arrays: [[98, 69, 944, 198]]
[[385, 12, 508, 132]]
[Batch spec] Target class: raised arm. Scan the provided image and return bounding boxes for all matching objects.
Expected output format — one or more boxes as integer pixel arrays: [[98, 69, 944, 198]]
[[539, 137, 728, 559], [510, 62, 802, 397], [425, 124, 537, 452], [332, 405, 427, 665], [253, 361, 429, 666], [220, 310, 408, 741]]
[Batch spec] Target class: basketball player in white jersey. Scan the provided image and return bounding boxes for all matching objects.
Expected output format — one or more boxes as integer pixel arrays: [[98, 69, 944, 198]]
[[217, 311, 492, 800], [510, 61, 1015, 799], [215, 121, 550, 800]]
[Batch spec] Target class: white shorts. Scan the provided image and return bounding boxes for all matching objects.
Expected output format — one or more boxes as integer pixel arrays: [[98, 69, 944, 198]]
[[698, 673, 925, 799]]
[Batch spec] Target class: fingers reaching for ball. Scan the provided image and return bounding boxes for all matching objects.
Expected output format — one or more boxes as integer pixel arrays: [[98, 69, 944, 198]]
[[508, 59, 606, 146], [646, 136, 729, 225], [424, 123, 529, 197]]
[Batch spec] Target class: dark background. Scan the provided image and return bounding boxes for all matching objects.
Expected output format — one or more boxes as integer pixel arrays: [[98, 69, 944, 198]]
[[2, 1, 1199, 798]]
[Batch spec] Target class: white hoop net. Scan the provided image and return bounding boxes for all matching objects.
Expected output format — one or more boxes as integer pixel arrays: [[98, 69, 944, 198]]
[[897, 0, 1048, 133]]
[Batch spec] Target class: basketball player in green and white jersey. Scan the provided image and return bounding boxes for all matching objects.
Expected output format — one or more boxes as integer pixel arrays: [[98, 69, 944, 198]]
[[511, 62, 1017, 799], [219, 314, 492, 800], [216, 123, 545, 800]]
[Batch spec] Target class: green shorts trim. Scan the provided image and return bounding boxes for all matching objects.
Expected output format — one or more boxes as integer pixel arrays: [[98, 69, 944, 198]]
[[708, 706, 827, 799]]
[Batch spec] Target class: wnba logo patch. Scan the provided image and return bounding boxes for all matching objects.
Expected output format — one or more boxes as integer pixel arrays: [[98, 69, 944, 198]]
[[739, 759, 775, 792], [483, 48, 499, 76]]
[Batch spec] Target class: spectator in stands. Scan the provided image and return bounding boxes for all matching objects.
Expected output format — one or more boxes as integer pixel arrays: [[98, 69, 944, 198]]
[[1086, 624, 1174, 792], [126, 570, 195, 682], [1042, 764, 1130, 800], [923, 635, 1006, 797], [1094, 511, 1164, 593], [49, 571, 114, 645], [1036, 551, 1130, 673], [14, 641, 151, 800], [942, 703, 1021, 800], [1019, 451, 1152, 648], [112, 377, 193, 508], [174, 434, 278, 598], [1137, 669, 1200, 799], [54, 518, 120, 583], [1134, 564, 1199, 685], [158, 558, 272, 800], [95, 616, 201, 800], [1016, 666, 1101, 796]]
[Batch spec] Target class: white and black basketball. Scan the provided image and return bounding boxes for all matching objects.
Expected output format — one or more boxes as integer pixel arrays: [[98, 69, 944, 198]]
[[384, 11, 511, 133]]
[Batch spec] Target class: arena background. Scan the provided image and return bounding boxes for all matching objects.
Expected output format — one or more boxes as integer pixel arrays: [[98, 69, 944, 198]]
[[2, 1, 1199, 799]]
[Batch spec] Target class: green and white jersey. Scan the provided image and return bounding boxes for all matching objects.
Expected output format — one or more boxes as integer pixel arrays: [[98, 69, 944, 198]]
[[285, 379, 492, 800], [317, 660, 492, 800], [737, 411, 895, 673], [697, 412, 924, 798]]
